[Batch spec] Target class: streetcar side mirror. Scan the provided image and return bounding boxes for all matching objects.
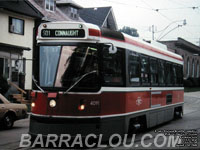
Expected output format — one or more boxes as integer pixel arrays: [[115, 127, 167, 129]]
[[102, 43, 117, 54], [109, 45, 117, 54]]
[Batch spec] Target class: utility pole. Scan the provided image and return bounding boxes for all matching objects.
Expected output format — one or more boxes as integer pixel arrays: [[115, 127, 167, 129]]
[[199, 38, 200, 46], [152, 25, 155, 40], [197, 38, 200, 46], [150, 25, 156, 40]]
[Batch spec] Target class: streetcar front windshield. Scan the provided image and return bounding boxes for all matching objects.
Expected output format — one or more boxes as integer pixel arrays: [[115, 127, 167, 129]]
[[39, 44, 99, 91]]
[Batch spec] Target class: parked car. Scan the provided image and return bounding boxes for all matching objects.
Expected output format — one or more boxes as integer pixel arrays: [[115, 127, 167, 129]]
[[0, 93, 27, 129]]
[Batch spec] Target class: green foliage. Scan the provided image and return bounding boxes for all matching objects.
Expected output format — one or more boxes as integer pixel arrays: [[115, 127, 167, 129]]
[[119, 26, 139, 37], [184, 87, 200, 92]]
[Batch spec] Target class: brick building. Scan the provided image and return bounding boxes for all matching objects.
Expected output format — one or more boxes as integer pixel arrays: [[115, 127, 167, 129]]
[[161, 38, 200, 85]]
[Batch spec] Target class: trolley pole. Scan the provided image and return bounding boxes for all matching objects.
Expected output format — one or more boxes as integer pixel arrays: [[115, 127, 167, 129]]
[[152, 25, 155, 40]]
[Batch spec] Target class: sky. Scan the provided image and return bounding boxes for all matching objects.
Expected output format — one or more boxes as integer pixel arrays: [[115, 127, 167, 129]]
[[74, 0, 200, 45]]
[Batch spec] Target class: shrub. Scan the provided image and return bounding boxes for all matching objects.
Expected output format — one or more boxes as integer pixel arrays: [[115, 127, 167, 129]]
[[184, 78, 193, 87]]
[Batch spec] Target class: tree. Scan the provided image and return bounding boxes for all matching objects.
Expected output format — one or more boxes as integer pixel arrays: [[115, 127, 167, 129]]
[[119, 26, 139, 37]]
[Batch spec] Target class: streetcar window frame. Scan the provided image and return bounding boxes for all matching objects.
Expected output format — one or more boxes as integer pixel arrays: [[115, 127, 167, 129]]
[[172, 64, 178, 86], [150, 57, 158, 86], [176, 65, 183, 86], [165, 62, 170, 86], [34, 42, 183, 90], [165, 62, 174, 86], [37, 42, 101, 92], [128, 50, 140, 86], [140, 55, 150, 86], [101, 46, 125, 87], [39, 45, 61, 87], [158, 59, 166, 87]]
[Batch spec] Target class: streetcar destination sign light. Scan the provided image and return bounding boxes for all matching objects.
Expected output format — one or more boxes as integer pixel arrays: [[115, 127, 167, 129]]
[[41, 29, 85, 38]]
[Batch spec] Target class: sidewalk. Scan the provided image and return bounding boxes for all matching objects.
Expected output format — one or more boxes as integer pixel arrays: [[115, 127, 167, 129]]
[[184, 91, 200, 98]]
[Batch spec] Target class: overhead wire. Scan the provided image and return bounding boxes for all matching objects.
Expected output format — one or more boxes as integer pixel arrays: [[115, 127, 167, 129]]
[[92, 0, 200, 42], [100, 0, 152, 10], [167, 0, 191, 7], [141, 0, 172, 22], [140, 0, 200, 41], [100, 0, 200, 14]]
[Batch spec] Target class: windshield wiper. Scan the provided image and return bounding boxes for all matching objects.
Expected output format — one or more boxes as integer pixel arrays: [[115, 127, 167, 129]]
[[80, 47, 90, 68], [63, 70, 97, 94], [32, 75, 45, 93]]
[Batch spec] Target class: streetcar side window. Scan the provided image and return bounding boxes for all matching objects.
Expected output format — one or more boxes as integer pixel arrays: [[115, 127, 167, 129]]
[[140, 55, 150, 86], [158, 60, 165, 86], [150, 58, 158, 86], [176, 65, 183, 86], [165, 62, 173, 86], [172, 64, 177, 85], [102, 47, 124, 86], [128, 51, 140, 86]]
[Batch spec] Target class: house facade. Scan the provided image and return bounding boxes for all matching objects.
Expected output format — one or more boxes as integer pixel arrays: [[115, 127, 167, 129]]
[[0, 0, 42, 94], [79, 6, 118, 31], [56, 0, 83, 21], [28, 0, 73, 22]]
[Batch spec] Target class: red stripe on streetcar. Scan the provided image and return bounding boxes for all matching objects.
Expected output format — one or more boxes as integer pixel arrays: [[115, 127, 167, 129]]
[[88, 28, 183, 62], [124, 37, 183, 61]]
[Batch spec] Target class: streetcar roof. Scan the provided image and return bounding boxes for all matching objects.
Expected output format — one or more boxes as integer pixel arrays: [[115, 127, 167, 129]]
[[37, 21, 183, 65]]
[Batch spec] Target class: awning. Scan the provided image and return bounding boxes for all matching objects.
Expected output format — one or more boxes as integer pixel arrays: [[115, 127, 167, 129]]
[[0, 43, 31, 51]]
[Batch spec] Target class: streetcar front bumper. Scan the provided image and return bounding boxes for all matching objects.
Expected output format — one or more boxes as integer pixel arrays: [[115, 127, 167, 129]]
[[29, 114, 125, 140]]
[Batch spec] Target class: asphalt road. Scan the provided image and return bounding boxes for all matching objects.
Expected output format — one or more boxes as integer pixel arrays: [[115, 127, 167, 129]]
[[0, 92, 200, 150], [0, 117, 29, 149]]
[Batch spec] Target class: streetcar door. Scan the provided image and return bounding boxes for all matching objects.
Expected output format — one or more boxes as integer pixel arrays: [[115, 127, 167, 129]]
[[150, 58, 162, 108]]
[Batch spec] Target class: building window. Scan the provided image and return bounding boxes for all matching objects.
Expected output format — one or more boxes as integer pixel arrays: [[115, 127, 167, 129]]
[[9, 17, 24, 35], [197, 62, 199, 78], [45, 0, 54, 11], [192, 59, 195, 78], [187, 58, 190, 77]]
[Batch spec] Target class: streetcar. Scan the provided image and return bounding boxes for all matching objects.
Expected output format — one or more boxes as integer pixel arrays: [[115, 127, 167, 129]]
[[29, 21, 184, 140]]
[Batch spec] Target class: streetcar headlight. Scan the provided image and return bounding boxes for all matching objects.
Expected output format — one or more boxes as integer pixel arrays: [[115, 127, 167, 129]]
[[43, 24, 47, 28], [49, 99, 56, 108], [78, 104, 85, 111], [31, 102, 35, 107], [79, 24, 83, 28]]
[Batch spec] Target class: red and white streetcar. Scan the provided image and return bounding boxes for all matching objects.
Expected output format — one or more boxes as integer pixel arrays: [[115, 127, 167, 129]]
[[29, 21, 184, 140]]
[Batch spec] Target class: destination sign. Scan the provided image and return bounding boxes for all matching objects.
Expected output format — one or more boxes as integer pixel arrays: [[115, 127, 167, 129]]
[[41, 29, 85, 38]]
